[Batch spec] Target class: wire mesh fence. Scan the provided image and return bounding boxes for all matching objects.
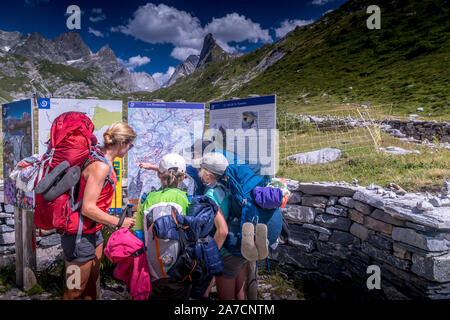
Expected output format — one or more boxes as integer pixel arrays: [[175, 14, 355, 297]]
[[278, 105, 386, 169]]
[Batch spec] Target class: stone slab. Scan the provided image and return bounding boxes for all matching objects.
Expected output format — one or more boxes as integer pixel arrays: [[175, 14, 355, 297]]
[[392, 227, 450, 252], [364, 216, 393, 235], [411, 252, 450, 283], [348, 209, 365, 224], [302, 196, 328, 208], [315, 214, 352, 232], [353, 191, 384, 209], [281, 205, 315, 224], [298, 183, 357, 197], [350, 223, 369, 241]]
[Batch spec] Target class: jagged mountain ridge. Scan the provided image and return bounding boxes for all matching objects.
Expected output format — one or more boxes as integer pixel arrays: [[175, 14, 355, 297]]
[[196, 33, 234, 69], [165, 33, 236, 87], [165, 54, 199, 87], [0, 30, 160, 99]]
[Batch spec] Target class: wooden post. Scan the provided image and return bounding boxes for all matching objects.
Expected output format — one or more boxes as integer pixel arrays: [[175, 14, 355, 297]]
[[14, 207, 23, 288], [22, 209, 37, 291]]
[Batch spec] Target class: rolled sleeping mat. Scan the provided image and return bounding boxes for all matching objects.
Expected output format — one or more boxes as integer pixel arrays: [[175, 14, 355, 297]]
[[35, 161, 70, 194], [43, 165, 81, 201]]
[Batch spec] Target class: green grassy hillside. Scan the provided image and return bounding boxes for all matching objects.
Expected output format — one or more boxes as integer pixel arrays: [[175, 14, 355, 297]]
[[127, 0, 449, 118]]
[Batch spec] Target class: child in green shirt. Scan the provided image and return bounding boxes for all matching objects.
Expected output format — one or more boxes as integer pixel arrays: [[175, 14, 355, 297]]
[[134, 153, 189, 242]]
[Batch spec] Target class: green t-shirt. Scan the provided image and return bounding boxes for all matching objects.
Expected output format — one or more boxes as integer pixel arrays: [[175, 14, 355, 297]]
[[135, 188, 189, 232], [205, 185, 230, 256]]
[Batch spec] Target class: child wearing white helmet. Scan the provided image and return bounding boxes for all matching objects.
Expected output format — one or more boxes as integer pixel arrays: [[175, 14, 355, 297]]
[[135, 153, 189, 240], [134, 153, 192, 299]]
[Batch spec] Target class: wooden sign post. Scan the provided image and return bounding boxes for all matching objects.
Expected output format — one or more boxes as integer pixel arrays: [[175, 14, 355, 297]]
[[22, 209, 37, 291], [13, 207, 37, 291], [14, 207, 23, 288]]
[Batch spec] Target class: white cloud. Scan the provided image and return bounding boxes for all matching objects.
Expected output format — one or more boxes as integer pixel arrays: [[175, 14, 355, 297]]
[[204, 13, 272, 44], [88, 27, 104, 38], [115, 3, 204, 49], [152, 66, 176, 86], [274, 19, 314, 38], [312, 0, 332, 5], [89, 8, 106, 22], [117, 55, 151, 71], [215, 40, 237, 54], [323, 9, 334, 16], [170, 47, 200, 61], [112, 3, 273, 60]]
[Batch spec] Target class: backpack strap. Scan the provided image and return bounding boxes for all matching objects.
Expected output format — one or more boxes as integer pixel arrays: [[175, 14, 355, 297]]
[[88, 148, 116, 191], [74, 149, 116, 251], [36, 148, 55, 185], [152, 223, 167, 278], [75, 210, 85, 250]]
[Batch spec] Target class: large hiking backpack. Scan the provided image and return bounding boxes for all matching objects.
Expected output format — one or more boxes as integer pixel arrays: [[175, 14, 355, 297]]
[[143, 201, 185, 281], [219, 164, 283, 258], [34, 111, 115, 235], [142, 193, 220, 286]]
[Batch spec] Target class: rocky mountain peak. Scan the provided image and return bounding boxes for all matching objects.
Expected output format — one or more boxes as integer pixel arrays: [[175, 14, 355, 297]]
[[97, 45, 117, 60], [53, 31, 92, 60], [165, 54, 200, 87], [130, 72, 160, 92], [196, 33, 231, 69], [0, 30, 26, 51]]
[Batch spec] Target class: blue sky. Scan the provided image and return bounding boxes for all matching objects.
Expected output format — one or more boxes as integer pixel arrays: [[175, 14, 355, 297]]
[[0, 0, 347, 84], [3, 99, 31, 119]]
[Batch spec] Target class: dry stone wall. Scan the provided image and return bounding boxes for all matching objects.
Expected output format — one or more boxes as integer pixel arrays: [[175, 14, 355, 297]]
[[271, 180, 450, 300]]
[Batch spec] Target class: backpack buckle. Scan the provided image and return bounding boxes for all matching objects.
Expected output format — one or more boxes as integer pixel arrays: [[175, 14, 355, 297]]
[[131, 247, 145, 257]]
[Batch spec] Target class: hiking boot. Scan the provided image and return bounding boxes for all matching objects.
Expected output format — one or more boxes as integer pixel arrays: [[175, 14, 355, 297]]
[[241, 222, 259, 262], [255, 224, 268, 260]]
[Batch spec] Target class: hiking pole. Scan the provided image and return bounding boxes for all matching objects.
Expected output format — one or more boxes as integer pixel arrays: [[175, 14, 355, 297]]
[[117, 204, 133, 229]]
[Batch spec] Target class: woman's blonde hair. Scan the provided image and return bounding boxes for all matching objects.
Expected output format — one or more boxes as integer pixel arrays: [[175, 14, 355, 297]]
[[103, 122, 137, 149], [160, 170, 186, 189]]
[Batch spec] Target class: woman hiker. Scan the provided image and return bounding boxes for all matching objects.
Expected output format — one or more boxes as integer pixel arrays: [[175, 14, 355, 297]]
[[62, 122, 137, 300]]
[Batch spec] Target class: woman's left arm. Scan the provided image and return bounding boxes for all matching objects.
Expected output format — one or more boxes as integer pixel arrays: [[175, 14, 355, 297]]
[[213, 207, 228, 249]]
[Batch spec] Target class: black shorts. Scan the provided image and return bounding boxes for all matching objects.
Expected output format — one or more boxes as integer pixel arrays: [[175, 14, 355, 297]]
[[61, 229, 104, 263]]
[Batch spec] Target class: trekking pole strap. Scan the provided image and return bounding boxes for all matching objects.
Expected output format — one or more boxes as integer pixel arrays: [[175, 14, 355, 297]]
[[74, 213, 84, 255], [117, 209, 127, 228]]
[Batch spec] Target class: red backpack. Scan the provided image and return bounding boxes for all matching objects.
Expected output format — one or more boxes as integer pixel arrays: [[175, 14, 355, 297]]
[[34, 112, 115, 236]]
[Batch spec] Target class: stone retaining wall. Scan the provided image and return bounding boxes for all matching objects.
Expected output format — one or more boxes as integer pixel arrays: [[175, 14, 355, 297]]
[[289, 113, 449, 143], [0, 190, 63, 271], [271, 180, 450, 300], [382, 119, 450, 143]]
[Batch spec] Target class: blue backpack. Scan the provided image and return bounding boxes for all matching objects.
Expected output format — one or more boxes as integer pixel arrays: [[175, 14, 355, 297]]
[[219, 164, 283, 258]]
